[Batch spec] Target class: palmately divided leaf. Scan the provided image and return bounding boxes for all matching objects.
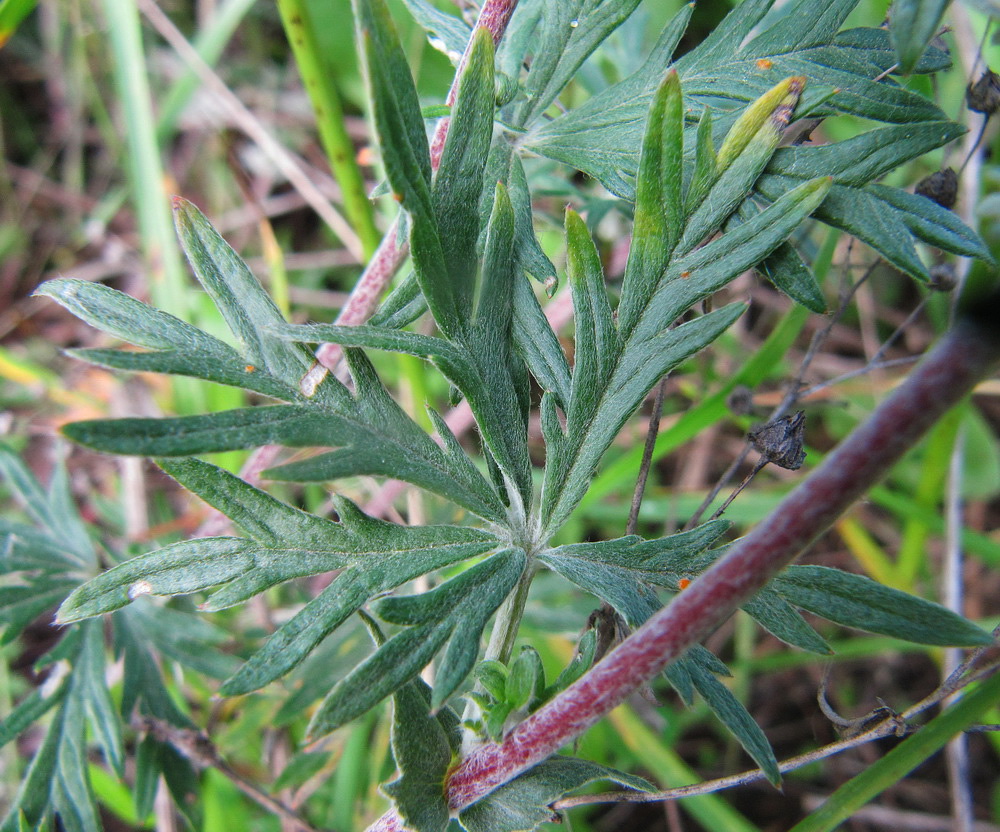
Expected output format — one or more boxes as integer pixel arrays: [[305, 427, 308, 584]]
[[56, 459, 499, 693], [55, 537, 336, 624], [306, 547, 526, 737], [766, 121, 964, 187], [537, 69, 831, 537], [523, 0, 942, 195], [43, 190, 505, 521], [461, 182, 533, 505], [0, 623, 112, 832], [519, 0, 983, 282], [522, 0, 989, 282]]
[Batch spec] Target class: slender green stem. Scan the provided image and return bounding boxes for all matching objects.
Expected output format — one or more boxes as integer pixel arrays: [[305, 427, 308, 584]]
[[102, 0, 187, 318], [482, 561, 536, 668], [460, 560, 537, 755], [103, 0, 206, 415], [277, 0, 381, 259]]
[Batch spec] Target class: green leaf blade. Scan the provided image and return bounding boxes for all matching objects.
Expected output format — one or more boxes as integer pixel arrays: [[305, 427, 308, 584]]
[[433, 26, 496, 318], [172, 198, 312, 387], [773, 565, 994, 647], [890, 0, 949, 75], [459, 757, 654, 832], [618, 69, 684, 336], [383, 680, 455, 832]]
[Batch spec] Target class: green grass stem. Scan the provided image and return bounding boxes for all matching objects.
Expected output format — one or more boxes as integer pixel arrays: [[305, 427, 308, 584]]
[[102, 0, 208, 414], [277, 0, 380, 259], [101, 0, 187, 318]]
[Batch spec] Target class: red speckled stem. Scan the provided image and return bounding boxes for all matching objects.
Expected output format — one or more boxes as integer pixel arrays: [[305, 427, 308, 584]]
[[443, 310, 1000, 809], [316, 0, 519, 371]]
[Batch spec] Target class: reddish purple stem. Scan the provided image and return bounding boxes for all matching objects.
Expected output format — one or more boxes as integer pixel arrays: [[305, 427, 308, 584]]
[[445, 310, 1000, 808], [366, 303, 1000, 832], [316, 0, 519, 371]]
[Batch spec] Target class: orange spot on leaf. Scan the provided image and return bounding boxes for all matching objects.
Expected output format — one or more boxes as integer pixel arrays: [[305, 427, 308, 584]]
[[245, 365, 256, 373], [756, 58, 773, 70], [678, 578, 692, 590]]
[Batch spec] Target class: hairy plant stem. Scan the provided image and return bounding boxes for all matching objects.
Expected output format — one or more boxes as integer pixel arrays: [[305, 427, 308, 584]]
[[460, 559, 538, 755], [485, 560, 537, 667], [368, 295, 1000, 831], [445, 301, 1000, 810]]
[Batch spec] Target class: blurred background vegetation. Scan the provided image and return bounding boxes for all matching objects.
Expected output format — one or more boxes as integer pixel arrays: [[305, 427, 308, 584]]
[[1, 0, 1000, 829]]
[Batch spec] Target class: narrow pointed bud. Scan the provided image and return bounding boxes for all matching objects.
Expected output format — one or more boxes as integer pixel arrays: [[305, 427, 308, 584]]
[[716, 76, 806, 173]]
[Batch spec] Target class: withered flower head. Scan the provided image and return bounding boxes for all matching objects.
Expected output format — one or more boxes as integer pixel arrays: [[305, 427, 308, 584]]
[[748, 410, 807, 470], [967, 69, 1000, 115]]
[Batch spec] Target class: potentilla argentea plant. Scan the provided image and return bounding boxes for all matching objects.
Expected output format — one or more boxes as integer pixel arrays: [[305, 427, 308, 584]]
[[5, 0, 998, 829]]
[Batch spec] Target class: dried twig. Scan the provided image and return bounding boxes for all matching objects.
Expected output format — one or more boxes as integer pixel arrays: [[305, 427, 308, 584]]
[[136, 717, 319, 832]]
